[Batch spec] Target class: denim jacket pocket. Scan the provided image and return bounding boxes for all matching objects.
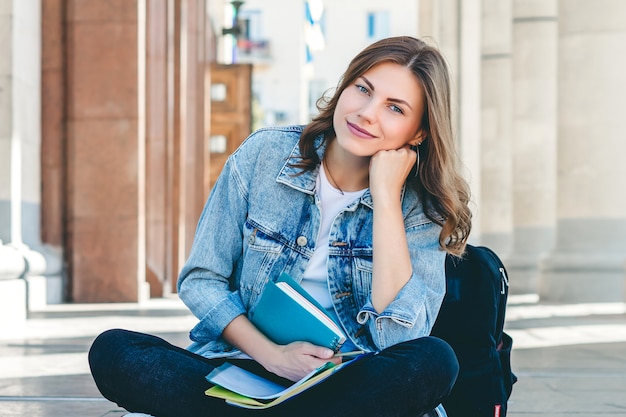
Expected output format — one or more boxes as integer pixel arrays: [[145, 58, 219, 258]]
[[352, 255, 374, 308], [241, 220, 285, 308]]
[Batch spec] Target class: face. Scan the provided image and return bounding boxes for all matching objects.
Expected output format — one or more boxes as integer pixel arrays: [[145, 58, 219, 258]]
[[332, 62, 426, 158]]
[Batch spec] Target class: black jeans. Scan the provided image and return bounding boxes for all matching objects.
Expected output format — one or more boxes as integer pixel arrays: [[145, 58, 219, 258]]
[[88, 329, 458, 417]]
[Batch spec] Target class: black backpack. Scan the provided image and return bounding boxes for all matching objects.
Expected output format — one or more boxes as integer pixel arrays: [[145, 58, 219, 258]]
[[431, 244, 517, 417]]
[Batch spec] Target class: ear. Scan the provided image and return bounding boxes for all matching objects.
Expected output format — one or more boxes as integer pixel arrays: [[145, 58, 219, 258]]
[[411, 130, 426, 146]]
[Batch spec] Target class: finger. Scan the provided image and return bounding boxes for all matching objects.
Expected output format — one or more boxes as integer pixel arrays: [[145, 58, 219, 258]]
[[306, 345, 335, 359], [316, 347, 335, 359], [327, 357, 342, 365], [291, 342, 334, 359]]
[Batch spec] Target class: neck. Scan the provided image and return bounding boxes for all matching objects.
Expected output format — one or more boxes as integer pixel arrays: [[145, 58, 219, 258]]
[[323, 142, 369, 192]]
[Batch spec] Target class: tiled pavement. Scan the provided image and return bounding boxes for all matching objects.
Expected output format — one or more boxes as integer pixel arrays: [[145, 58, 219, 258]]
[[1, 295, 625, 416]]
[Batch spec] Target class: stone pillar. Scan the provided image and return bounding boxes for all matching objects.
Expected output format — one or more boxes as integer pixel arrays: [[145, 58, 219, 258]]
[[539, 0, 626, 302], [64, 0, 149, 302], [40, 0, 67, 306], [480, 0, 514, 252], [59, 0, 206, 302], [145, 0, 169, 298], [0, 243, 27, 339], [419, 0, 483, 241], [507, 0, 558, 294], [458, 0, 483, 241], [0, 0, 48, 337]]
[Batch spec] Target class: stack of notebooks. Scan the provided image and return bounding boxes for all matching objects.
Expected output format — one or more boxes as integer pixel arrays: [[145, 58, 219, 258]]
[[205, 360, 354, 409], [205, 272, 365, 409]]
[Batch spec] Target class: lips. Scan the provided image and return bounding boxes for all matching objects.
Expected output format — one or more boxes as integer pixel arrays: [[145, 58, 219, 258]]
[[347, 121, 376, 139]]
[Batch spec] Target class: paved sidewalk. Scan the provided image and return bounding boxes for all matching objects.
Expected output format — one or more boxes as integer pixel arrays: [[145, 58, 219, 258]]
[[1, 294, 625, 416]]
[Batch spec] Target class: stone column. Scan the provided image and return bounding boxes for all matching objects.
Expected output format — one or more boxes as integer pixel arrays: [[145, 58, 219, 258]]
[[480, 0, 514, 252], [419, 0, 483, 239], [539, 0, 626, 302], [0, 0, 47, 338], [64, 0, 149, 302], [458, 0, 483, 240], [507, 0, 558, 294], [60, 0, 206, 302], [40, 0, 67, 306]]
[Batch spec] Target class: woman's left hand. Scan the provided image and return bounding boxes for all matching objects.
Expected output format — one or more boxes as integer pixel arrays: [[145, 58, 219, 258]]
[[369, 145, 417, 203]]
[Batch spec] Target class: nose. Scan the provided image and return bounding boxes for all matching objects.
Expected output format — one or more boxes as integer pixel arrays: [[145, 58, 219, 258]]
[[358, 99, 379, 123]]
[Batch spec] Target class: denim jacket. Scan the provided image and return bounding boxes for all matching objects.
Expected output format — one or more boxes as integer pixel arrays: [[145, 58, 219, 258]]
[[178, 125, 446, 358]]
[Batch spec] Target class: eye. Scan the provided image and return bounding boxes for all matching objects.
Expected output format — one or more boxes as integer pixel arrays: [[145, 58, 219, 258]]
[[355, 84, 370, 95], [389, 104, 404, 114]]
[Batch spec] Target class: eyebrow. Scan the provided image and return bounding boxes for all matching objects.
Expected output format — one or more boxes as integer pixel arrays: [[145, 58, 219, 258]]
[[360, 75, 414, 111]]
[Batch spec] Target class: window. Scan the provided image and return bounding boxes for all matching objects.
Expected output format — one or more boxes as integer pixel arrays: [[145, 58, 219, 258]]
[[366, 10, 390, 42]]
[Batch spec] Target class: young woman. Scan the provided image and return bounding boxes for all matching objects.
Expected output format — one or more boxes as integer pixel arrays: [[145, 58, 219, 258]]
[[89, 36, 472, 417]]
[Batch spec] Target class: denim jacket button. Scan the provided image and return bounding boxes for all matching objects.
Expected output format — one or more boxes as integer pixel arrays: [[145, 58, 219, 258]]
[[296, 236, 308, 247]]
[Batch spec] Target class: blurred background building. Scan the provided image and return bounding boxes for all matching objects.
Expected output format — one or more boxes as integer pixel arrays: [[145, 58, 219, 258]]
[[1, 0, 625, 337]]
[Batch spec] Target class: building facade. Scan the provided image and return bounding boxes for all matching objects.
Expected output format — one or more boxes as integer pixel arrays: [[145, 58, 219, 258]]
[[1, 0, 625, 338]]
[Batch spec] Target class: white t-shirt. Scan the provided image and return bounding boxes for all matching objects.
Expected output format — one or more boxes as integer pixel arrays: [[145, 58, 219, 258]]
[[300, 164, 367, 309]]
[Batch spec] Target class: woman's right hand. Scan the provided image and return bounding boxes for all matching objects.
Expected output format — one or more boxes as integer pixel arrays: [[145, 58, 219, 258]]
[[223, 315, 340, 381], [261, 341, 339, 382], [369, 145, 417, 205]]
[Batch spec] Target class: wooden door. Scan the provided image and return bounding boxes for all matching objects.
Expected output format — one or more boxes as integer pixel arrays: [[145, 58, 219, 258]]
[[205, 63, 252, 195]]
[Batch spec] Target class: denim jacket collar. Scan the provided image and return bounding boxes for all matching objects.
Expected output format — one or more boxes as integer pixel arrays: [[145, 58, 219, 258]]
[[275, 134, 409, 211]]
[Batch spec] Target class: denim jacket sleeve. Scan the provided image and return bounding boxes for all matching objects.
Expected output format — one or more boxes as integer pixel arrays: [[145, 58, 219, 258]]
[[355, 209, 446, 350], [177, 155, 249, 343]]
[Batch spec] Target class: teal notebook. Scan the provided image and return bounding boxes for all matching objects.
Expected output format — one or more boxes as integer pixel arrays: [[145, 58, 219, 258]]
[[248, 272, 347, 351]]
